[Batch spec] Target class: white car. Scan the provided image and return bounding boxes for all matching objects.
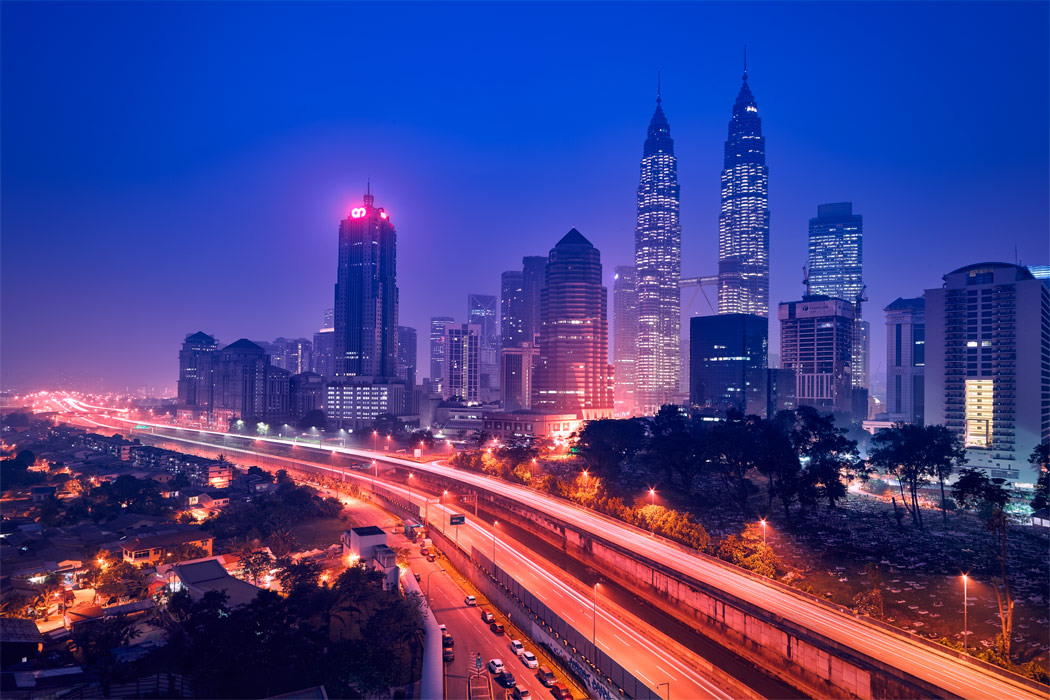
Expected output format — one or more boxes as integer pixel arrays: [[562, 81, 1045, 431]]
[[438, 624, 447, 633], [464, 595, 477, 606], [521, 651, 539, 668], [509, 639, 524, 656], [488, 659, 504, 674]]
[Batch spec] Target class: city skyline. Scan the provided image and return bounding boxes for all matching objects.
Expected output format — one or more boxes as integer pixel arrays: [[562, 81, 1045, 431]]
[[2, 2, 1048, 393]]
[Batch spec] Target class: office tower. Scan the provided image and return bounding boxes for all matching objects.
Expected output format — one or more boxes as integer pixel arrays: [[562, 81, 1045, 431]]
[[443, 324, 481, 402], [690, 314, 768, 417], [500, 343, 539, 411], [884, 297, 925, 424], [522, 256, 547, 341], [925, 263, 1049, 483], [613, 266, 639, 417], [333, 189, 398, 379], [778, 296, 854, 415], [468, 293, 499, 398], [177, 332, 218, 413], [429, 316, 455, 390], [312, 329, 334, 379], [1027, 264, 1050, 282], [289, 372, 325, 420], [501, 271, 526, 348], [807, 202, 868, 390], [718, 66, 770, 317], [633, 88, 681, 415], [273, 338, 312, 375], [767, 367, 797, 417], [213, 339, 272, 423], [533, 229, 613, 419], [396, 326, 417, 388], [326, 378, 408, 430], [322, 308, 334, 329]]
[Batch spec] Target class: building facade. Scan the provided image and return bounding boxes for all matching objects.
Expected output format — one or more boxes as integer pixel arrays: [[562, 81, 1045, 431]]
[[467, 294, 499, 400], [884, 297, 925, 424], [396, 326, 417, 388], [429, 316, 455, 390], [333, 190, 398, 379], [778, 296, 854, 415], [612, 266, 639, 417], [326, 378, 408, 430], [633, 91, 681, 415], [212, 339, 271, 424], [924, 263, 1049, 483], [312, 307, 335, 380], [501, 271, 526, 348], [718, 67, 770, 318], [689, 314, 768, 417], [177, 332, 218, 414], [807, 202, 868, 390], [532, 229, 614, 419], [521, 256, 547, 343], [290, 371, 325, 420], [500, 342, 538, 411], [442, 323, 481, 402]]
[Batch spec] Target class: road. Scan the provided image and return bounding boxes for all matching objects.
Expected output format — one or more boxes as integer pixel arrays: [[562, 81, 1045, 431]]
[[71, 409, 1047, 700]]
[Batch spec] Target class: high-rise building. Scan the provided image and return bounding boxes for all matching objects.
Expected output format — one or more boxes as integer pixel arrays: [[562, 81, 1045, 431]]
[[778, 296, 854, 416], [533, 229, 613, 419], [884, 297, 925, 424], [501, 271, 526, 348], [212, 339, 272, 424], [443, 323, 481, 402], [718, 66, 770, 318], [322, 308, 334, 329], [500, 342, 539, 411], [689, 314, 768, 417], [468, 294, 499, 399], [633, 88, 681, 415], [177, 332, 218, 414], [522, 256, 546, 342], [807, 202, 868, 390], [271, 337, 312, 375], [613, 266, 639, 417], [429, 316, 455, 390], [312, 327, 335, 379], [289, 372, 325, 420], [396, 326, 417, 388], [333, 190, 398, 379], [925, 263, 1049, 483]]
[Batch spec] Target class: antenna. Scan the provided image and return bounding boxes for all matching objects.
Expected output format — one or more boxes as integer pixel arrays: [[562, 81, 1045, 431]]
[[802, 265, 810, 296]]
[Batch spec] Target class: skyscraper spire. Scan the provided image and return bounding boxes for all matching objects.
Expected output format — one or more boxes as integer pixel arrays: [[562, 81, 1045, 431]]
[[657, 70, 661, 103], [743, 44, 748, 79]]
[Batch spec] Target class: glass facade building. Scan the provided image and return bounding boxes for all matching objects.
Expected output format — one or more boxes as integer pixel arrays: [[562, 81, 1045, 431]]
[[884, 297, 925, 424], [689, 314, 768, 417], [613, 265, 639, 417]]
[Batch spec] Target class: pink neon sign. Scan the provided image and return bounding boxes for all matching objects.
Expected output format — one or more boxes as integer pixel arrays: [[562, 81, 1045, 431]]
[[350, 207, 367, 218]]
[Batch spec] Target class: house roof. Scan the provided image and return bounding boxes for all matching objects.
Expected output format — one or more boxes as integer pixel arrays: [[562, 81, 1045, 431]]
[[123, 529, 212, 552], [351, 526, 385, 537], [884, 296, 925, 311], [173, 560, 261, 607], [184, 331, 216, 344], [172, 559, 227, 585], [0, 617, 43, 644], [266, 686, 330, 700], [221, 338, 264, 352], [556, 227, 592, 247]]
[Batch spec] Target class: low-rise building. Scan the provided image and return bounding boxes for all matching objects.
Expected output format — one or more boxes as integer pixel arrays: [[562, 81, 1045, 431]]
[[170, 559, 262, 608], [121, 529, 214, 567], [481, 411, 581, 442]]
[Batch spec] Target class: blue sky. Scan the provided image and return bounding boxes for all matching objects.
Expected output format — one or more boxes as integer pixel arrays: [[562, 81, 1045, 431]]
[[2, 1, 1047, 393]]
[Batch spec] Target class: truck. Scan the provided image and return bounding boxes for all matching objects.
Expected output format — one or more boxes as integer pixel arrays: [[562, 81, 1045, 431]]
[[403, 520, 425, 541]]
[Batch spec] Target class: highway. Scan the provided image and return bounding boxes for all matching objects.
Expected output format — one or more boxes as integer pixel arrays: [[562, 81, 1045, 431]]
[[65, 405, 1047, 700]]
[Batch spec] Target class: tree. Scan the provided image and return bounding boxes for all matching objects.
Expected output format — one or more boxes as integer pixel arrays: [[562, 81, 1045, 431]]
[[573, 418, 648, 481], [923, 424, 967, 524], [953, 468, 1015, 660], [869, 423, 928, 528], [371, 413, 404, 438], [240, 550, 275, 586], [268, 528, 299, 557], [409, 429, 435, 449], [1030, 440, 1050, 512], [72, 614, 141, 697], [645, 405, 701, 490], [469, 430, 492, 449], [716, 524, 781, 578], [697, 415, 757, 514], [277, 559, 323, 594], [757, 413, 805, 518]]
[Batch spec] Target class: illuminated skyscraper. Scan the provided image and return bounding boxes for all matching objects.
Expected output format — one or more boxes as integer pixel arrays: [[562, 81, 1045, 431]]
[[633, 87, 681, 414], [429, 316, 454, 389], [718, 65, 769, 317], [333, 190, 398, 379], [613, 266, 638, 417], [177, 331, 218, 413], [396, 326, 417, 388], [533, 229, 613, 419], [808, 203, 869, 389], [468, 293, 499, 399], [500, 271, 526, 349]]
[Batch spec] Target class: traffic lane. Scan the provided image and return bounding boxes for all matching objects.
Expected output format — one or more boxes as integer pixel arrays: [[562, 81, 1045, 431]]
[[415, 553, 552, 700]]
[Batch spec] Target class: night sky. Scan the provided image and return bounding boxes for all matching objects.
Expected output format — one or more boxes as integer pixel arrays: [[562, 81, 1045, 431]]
[[2, 2, 1047, 395]]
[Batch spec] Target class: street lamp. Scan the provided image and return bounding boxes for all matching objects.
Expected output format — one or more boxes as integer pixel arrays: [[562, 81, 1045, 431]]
[[371, 459, 378, 491], [441, 490, 448, 533], [492, 520, 499, 566], [962, 574, 969, 652], [649, 487, 655, 508], [592, 582, 600, 645], [760, 518, 767, 546], [658, 681, 670, 700], [426, 568, 446, 603], [373, 430, 378, 452]]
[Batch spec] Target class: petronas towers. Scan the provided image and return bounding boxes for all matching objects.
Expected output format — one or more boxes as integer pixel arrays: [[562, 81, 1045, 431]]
[[617, 68, 770, 416]]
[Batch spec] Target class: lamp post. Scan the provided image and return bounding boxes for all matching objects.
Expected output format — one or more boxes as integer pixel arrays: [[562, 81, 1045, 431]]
[[371, 460, 377, 492], [408, 473, 414, 513], [492, 520, 498, 566], [658, 681, 670, 700], [373, 430, 378, 452], [962, 574, 969, 652], [426, 569, 446, 603], [760, 518, 767, 546], [592, 583, 600, 645], [441, 491, 448, 533]]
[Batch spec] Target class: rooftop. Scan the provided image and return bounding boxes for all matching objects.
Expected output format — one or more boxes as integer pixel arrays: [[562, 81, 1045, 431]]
[[351, 525, 385, 537]]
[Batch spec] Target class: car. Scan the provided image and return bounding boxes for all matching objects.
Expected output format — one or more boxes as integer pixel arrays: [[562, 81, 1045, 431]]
[[443, 648, 455, 662], [513, 687, 532, 700], [438, 623, 447, 633], [413, 572, 421, 582], [464, 595, 477, 606], [480, 609, 495, 623], [442, 633, 454, 648], [501, 670, 517, 688], [537, 666, 556, 687], [550, 682, 572, 699], [521, 651, 539, 668], [509, 639, 524, 655], [420, 547, 430, 555], [488, 659, 504, 674], [489, 621, 505, 635], [426, 554, 436, 562]]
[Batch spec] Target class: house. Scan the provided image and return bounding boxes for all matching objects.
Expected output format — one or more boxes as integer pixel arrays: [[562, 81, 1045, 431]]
[[171, 559, 262, 608], [29, 486, 57, 503], [1032, 508, 1049, 528], [342, 526, 398, 590], [197, 490, 231, 511], [0, 618, 43, 669], [121, 529, 214, 567], [63, 603, 104, 633]]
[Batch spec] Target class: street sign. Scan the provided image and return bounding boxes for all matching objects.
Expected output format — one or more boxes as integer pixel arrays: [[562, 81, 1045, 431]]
[[450, 514, 466, 526], [474, 653, 482, 671], [133, 425, 149, 429]]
